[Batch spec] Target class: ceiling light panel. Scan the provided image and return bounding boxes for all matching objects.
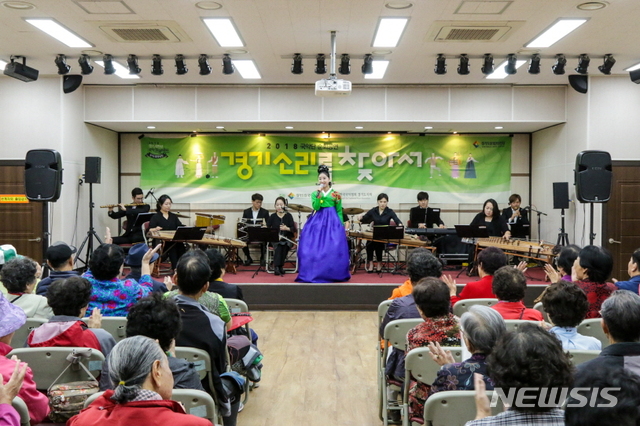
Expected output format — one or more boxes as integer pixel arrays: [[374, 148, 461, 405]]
[[25, 19, 93, 48], [624, 62, 640, 72], [486, 59, 526, 79], [364, 60, 390, 79], [95, 60, 140, 79], [526, 19, 588, 48], [232, 60, 261, 79], [373, 18, 408, 47], [202, 18, 244, 47]]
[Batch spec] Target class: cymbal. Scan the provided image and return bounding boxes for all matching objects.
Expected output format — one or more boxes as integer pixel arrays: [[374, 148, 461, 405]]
[[288, 204, 313, 213], [343, 207, 364, 215]]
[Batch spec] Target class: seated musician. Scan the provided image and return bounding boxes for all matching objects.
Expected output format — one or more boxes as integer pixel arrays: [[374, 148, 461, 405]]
[[107, 187, 150, 244], [242, 193, 270, 266], [470, 199, 510, 239], [266, 197, 296, 276], [409, 191, 445, 229], [501, 193, 530, 239], [149, 194, 185, 271], [358, 193, 402, 273]]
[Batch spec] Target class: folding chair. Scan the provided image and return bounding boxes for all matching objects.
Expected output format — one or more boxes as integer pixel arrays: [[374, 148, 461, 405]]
[[452, 299, 499, 317], [567, 349, 601, 365], [577, 318, 610, 349], [172, 389, 219, 423], [221, 298, 253, 404], [423, 390, 504, 426], [503, 319, 541, 333], [11, 396, 29, 426], [533, 302, 549, 322], [12, 317, 47, 348], [81, 316, 128, 342], [377, 299, 394, 419], [265, 225, 298, 274], [8, 347, 105, 390], [83, 391, 104, 408]]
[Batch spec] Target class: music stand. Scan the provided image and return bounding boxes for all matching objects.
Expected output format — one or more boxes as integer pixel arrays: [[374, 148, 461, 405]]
[[134, 212, 155, 245], [173, 226, 206, 241], [454, 225, 490, 277], [372, 226, 405, 275], [247, 227, 280, 278]]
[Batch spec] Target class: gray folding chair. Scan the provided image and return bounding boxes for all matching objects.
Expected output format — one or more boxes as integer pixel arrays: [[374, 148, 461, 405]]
[[172, 388, 219, 423], [377, 299, 394, 418], [82, 316, 128, 342], [223, 298, 252, 402], [83, 391, 105, 408], [452, 299, 499, 317], [11, 396, 29, 426], [533, 302, 549, 322], [567, 349, 601, 365], [503, 319, 541, 333], [12, 317, 47, 348], [423, 390, 504, 426], [577, 318, 610, 349]]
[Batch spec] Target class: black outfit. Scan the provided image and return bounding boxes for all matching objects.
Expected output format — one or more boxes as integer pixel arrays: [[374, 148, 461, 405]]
[[241, 207, 270, 264], [361, 207, 403, 262], [149, 211, 185, 269], [208, 280, 244, 301], [266, 212, 295, 275], [501, 207, 530, 238], [409, 206, 445, 228], [108, 204, 151, 244], [470, 212, 509, 237], [36, 270, 80, 296]]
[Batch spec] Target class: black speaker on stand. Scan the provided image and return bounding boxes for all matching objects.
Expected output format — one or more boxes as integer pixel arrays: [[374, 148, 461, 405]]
[[75, 156, 103, 269], [553, 182, 570, 246], [574, 151, 612, 245], [25, 149, 63, 202]]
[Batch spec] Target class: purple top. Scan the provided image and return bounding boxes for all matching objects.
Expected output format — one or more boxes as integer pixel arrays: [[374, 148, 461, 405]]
[[0, 403, 20, 426]]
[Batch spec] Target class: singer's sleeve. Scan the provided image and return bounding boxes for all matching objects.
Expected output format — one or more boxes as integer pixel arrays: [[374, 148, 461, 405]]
[[311, 191, 322, 210], [335, 195, 343, 221]]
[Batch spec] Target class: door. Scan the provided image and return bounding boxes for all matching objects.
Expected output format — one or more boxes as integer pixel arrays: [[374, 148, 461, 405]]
[[603, 161, 640, 280], [0, 161, 46, 261]]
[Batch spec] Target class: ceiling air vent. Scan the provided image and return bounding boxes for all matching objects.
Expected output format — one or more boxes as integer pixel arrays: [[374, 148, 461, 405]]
[[426, 21, 524, 42], [96, 21, 192, 43]]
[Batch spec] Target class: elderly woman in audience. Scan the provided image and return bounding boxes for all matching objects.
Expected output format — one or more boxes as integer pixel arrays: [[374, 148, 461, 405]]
[[491, 266, 543, 320], [0, 293, 49, 423], [445, 246, 508, 305], [406, 277, 461, 423], [27, 276, 116, 356], [1, 257, 52, 319], [612, 247, 640, 293], [541, 280, 601, 350], [99, 293, 204, 391], [82, 243, 159, 316], [572, 245, 616, 319], [0, 357, 28, 426], [467, 322, 572, 425], [68, 336, 211, 426]]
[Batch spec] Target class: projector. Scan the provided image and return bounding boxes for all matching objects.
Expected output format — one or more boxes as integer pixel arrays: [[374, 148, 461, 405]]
[[315, 78, 351, 97], [4, 61, 39, 82]]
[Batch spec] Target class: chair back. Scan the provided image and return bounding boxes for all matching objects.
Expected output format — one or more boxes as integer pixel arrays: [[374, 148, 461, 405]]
[[452, 299, 499, 317], [12, 317, 47, 348], [503, 319, 540, 333], [423, 390, 504, 426], [8, 347, 105, 390], [81, 317, 128, 342], [533, 302, 549, 322], [404, 346, 464, 386], [83, 391, 105, 409], [172, 389, 219, 422], [577, 318, 610, 349], [567, 349, 601, 365], [225, 298, 249, 314], [383, 318, 424, 352], [378, 300, 393, 327], [11, 396, 30, 426]]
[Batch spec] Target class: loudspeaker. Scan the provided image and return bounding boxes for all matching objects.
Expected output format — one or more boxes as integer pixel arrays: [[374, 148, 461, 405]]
[[553, 182, 570, 209], [575, 151, 612, 203], [630, 68, 640, 84], [568, 75, 588, 94], [84, 157, 101, 184], [62, 74, 83, 94], [25, 149, 62, 201]]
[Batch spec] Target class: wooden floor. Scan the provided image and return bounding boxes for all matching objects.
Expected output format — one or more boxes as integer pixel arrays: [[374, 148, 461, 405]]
[[238, 311, 379, 426]]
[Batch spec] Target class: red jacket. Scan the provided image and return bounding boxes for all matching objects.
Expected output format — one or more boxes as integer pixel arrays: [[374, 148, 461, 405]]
[[491, 301, 543, 321], [67, 390, 212, 426], [451, 275, 496, 306]]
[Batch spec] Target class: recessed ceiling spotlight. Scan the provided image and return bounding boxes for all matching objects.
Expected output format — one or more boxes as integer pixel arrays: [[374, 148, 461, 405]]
[[452, 131, 458, 134], [355, 126, 364, 129], [495, 126, 504, 129], [2, 1, 35, 10], [285, 126, 294, 129], [216, 126, 225, 129], [424, 126, 433, 130], [385, 1, 413, 9], [147, 126, 156, 129], [577, 1, 608, 10], [196, 1, 222, 10]]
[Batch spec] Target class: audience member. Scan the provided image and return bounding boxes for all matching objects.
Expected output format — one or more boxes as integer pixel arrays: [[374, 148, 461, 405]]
[[1, 257, 52, 319], [0, 293, 49, 423], [490, 266, 543, 320], [82, 243, 159, 316], [0, 357, 28, 426], [387, 248, 442, 300], [445, 247, 507, 305], [612, 247, 640, 293], [99, 293, 204, 392], [541, 281, 601, 350], [406, 277, 461, 422], [68, 336, 210, 426], [573, 245, 616, 319], [205, 249, 244, 300], [538, 244, 581, 304], [467, 323, 572, 425], [28, 276, 116, 356], [35, 241, 79, 296], [124, 243, 167, 293]]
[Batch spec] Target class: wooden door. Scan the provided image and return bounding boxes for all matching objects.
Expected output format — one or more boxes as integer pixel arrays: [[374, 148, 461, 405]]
[[603, 161, 640, 280], [0, 162, 46, 262]]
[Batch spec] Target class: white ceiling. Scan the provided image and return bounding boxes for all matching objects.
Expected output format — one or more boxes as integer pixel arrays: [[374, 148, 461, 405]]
[[1, 0, 639, 133]]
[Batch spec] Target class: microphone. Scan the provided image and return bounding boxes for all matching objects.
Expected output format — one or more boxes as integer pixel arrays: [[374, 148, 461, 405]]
[[282, 206, 288, 211], [316, 183, 323, 186], [523, 206, 531, 211], [144, 187, 155, 199]]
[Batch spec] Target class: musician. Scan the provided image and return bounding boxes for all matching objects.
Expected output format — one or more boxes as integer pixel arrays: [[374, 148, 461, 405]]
[[107, 187, 150, 244], [409, 191, 445, 229], [470, 199, 510, 239], [241, 193, 270, 266], [266, 197, 296, 276], [358, 193, 403, 273], [149, 194, 185, 270], [501, 193, 529, 238]]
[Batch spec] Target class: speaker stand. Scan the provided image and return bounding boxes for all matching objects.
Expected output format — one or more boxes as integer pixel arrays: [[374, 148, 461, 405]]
[[75, 183, 103, 269], [589, 203, 596, 246], [556, 208, 570, 246]]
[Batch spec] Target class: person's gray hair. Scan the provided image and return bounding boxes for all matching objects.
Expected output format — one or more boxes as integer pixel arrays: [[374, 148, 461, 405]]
[[407, 248, 442, 284], [460, 305, 506, 354], [108, 335, 165, 403], [601, 290, 640, 343]]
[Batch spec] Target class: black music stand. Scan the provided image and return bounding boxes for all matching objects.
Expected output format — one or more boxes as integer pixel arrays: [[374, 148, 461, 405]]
[[134, 212, 155, 245], [372, 225, 405, 275], [454, 225, 490, 277], [173, 226, 206, 241], [247, 227, 280, 278]]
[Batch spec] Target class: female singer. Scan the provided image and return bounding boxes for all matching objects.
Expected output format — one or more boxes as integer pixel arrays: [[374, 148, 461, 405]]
[[470, 198, 510, 239], [359, 193, 402, 273], [149, 194, 186, 270], [296, 165, 350, 283], [267, 197, 296, 276]]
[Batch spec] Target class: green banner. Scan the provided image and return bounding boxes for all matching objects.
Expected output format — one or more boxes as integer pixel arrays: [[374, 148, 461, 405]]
[[140, 134, 511, 204]]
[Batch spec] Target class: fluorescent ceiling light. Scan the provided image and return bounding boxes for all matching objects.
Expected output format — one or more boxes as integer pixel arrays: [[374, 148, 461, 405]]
[[232, 60, 261, 79], [364, 60, 389, 79], [0, 59, 7, 69], [202, 18, 244, 47], [486, 60, 526, 79], [526, 19, 587, 48], [373, 18, 408, 47], [25, 19, 92, 48], [95, 60, 140, 79], [624, 62, 640, 72]]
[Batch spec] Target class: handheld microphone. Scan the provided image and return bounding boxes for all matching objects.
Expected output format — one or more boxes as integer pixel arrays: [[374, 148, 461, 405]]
[[316, 183, 323, 186], [144, 187, 155, 199]]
